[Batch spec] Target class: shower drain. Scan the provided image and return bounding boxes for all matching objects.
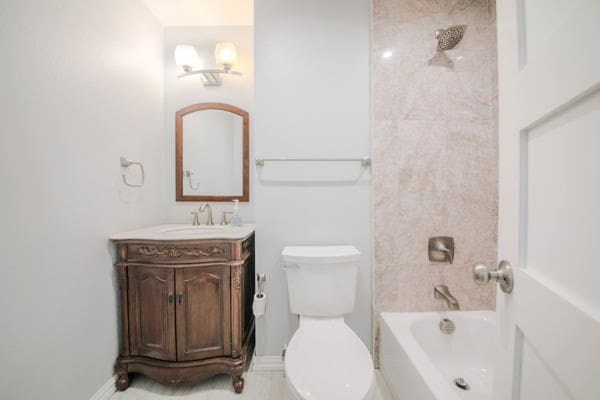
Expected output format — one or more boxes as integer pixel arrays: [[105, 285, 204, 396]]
[[454, 378, 470, 391]]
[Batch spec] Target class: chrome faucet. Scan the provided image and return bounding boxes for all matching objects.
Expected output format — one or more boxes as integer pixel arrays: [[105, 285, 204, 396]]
[[434, 285, 460, 310], [199, 203, 214, 225]]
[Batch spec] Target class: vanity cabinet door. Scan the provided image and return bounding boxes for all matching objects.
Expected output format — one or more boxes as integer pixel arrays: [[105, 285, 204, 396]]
[[175, 265, 231, 361], [128, 266, 176, 361]]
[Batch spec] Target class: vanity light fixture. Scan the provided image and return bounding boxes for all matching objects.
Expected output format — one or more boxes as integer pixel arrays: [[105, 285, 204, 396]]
[[175, 42, 242, 86]]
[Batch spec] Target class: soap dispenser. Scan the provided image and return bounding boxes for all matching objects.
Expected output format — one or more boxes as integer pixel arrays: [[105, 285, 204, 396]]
[[231, 199, 243, 226]]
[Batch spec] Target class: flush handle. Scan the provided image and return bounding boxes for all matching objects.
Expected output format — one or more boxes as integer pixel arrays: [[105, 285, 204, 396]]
[[472, 260, 514, 293]]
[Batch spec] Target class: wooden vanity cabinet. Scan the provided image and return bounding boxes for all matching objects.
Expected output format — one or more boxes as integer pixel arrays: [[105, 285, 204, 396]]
[[112, 235, 254, 393]]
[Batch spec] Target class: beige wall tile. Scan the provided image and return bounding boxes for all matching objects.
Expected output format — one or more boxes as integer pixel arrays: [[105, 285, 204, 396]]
[[373, 0, 497, 315]]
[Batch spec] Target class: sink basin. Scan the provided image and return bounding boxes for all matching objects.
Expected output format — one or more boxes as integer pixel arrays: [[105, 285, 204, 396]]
[[110, 223, 255, 241], [160, 226, 227, 235]]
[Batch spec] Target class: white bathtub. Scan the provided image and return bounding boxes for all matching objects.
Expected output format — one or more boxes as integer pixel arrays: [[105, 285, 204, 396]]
[[379, 311, 497, 400]]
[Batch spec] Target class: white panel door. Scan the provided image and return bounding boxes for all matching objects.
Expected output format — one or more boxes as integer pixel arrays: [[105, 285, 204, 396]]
[[494, 0, 600, 399]]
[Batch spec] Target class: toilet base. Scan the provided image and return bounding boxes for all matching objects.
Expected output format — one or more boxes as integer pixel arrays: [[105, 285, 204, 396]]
[[285, 369, 375, 400]]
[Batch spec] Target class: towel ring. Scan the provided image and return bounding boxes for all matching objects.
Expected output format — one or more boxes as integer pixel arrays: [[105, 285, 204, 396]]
[[120, 157, 144, 188]]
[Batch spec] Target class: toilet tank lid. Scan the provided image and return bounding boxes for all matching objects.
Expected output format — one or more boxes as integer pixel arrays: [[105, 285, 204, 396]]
[[282, 246, 361, 264]]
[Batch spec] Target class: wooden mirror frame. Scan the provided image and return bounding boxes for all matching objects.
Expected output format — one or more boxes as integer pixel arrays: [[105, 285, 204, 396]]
[[176, 102, 249, 202]]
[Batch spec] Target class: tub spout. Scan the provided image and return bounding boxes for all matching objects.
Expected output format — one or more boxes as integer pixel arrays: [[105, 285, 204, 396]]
[[434, 285, 460, 310]]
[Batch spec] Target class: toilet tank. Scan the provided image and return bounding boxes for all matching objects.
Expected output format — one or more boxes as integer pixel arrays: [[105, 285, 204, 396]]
[[282, 246, 360, 317]]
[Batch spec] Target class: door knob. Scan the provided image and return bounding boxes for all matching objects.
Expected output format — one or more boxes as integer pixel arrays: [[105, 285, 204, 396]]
[[472, 260, 514, 293]]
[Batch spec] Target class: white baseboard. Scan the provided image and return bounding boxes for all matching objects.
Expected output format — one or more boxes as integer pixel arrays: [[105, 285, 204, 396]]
[[251, 355, 285, 371], [90, 375, 116, 400]]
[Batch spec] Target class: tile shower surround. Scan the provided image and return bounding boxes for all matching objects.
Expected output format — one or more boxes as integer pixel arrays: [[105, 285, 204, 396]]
[[373, 0, 498, 316]]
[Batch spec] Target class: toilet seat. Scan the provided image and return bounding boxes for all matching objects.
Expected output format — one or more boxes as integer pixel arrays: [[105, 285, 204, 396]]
[[285, 317, 375, 400]]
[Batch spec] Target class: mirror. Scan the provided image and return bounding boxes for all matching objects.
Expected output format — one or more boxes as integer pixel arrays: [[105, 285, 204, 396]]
[[176, 103, 249, 201]]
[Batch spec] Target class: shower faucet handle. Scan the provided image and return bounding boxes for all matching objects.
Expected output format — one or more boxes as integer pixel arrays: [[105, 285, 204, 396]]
[[472, 260, 514, 293], [428, 237, 454, 264]]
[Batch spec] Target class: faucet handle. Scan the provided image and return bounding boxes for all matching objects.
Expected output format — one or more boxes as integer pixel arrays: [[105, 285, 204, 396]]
[[190, 211, 199, 226], [428, 237, 454, 264], [221, 211, 233, 225]]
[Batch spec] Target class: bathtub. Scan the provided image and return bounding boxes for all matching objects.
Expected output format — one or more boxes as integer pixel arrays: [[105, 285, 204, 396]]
[[379, 311, 497, 400]]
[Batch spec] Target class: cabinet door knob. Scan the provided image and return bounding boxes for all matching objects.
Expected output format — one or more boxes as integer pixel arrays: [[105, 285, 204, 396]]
[[167, 292, 174, 303], [177, 292, 183, 304]]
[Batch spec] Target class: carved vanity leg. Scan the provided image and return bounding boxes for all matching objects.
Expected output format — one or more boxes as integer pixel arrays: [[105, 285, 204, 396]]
[[115, 364, 130, 391], [232, 375, 244, 393]]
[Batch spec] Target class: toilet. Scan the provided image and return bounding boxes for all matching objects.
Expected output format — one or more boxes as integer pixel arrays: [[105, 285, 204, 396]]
[[282, 246, 375, 400]]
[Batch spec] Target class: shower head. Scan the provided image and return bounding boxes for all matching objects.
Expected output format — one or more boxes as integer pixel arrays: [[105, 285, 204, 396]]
[[435, 25, 466, 50]]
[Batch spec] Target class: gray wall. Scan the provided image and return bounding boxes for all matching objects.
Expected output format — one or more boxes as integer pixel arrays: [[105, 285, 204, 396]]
[[254, 0, 373, 356], [0, 1, 165, 399]]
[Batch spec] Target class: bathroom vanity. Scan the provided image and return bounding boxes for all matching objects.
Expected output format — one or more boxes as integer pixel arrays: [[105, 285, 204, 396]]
[[110, 224, 255, 393]]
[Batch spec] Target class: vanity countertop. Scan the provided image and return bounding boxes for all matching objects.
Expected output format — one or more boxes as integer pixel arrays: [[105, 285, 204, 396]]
[[110, 224, 255, 241]]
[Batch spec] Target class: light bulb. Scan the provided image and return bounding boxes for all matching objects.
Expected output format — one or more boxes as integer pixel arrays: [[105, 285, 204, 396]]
[[174, 45, 200, 71], [215, 42, 237, 69]]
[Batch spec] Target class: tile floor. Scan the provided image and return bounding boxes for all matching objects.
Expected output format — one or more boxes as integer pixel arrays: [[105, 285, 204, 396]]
[[110, 369, 394, 400]]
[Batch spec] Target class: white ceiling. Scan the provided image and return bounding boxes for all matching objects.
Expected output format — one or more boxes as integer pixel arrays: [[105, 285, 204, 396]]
[[143, 0, 253, 26]]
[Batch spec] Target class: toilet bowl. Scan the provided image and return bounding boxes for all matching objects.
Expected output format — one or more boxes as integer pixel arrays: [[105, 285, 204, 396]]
[[282, 246, 375, 400]]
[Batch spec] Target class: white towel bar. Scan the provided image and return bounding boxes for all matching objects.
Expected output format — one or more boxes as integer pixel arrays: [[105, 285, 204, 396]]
[[255, 157, 371, 167]]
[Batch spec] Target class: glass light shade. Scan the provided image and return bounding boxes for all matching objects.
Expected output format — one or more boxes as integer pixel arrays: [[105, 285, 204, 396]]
[[214, 42, 237, 67], [174, 45, 200, 68]]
